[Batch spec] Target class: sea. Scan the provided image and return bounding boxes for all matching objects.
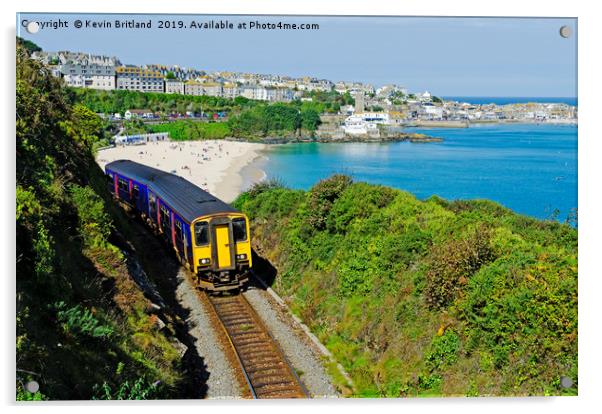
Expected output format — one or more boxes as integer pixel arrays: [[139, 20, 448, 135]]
[[442, 96, 577, 106], [256, 123, 578, 222]]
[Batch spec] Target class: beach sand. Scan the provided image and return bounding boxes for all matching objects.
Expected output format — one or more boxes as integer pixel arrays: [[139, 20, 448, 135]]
[[96, 140, 268, 203]]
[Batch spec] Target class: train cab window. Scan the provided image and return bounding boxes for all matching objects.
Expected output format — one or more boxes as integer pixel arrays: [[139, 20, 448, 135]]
[[232, 218, 247, 242], [194, 221, 209, 246]]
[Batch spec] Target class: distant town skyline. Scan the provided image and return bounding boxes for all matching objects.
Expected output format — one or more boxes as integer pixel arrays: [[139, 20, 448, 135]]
[[17, 14, 577, 97]]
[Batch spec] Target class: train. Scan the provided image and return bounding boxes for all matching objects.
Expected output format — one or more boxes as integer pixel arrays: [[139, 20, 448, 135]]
[[105, 159, 252, 291]]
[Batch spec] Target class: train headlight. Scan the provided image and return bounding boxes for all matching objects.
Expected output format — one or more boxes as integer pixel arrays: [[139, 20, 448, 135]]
[[236, 254, 247, 260], [199, 258, 210, 265]]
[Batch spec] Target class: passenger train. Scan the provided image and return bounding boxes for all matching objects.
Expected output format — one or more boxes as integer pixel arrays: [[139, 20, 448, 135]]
[[105, 160, 252, 291]]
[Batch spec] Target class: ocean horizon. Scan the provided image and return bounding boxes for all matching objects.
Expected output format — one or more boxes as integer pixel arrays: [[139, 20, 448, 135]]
[[442, 96, 577, 106], [257, 123, 577, 223]]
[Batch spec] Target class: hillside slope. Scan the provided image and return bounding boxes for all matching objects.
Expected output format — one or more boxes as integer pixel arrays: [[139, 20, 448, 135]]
[[16, 45, 186, 400], [234, 176, 578, 397]]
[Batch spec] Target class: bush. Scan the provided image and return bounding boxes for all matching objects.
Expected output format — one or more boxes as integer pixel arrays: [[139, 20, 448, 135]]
[[247, 178, 286, 198], [93, 377, 160, 400], [425, 330, 460, 370], [53, 302, 114, 339], [307, 175, 352, 231], [425, 225, 496, 308], [237, 176, 578, 396], [69, 185, 113, 248]]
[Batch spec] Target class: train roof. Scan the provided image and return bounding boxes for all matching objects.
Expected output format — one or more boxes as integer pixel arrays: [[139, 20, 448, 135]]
[[105, 159, 239, 222]]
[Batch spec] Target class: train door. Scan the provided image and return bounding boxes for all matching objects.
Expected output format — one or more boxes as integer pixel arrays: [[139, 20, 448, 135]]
[[212, 221, 233, 269], [113, 174, 119, 198], [174, 219, 186, 262]]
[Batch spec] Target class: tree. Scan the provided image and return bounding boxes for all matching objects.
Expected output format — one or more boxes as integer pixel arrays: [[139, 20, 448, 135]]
[[165, 71, 176, 80], [16, 37, 41, 54], [301, 108, 321, 131]]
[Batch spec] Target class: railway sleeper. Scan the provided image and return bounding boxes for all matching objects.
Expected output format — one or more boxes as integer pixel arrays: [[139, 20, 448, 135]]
[[213, 310, 247, 319], [233, 337, 271, 348], [248, 369, 291, 382], [221, 316, 255, 325], [230, 331, 263, 340], [257, 389, 306, 399], [243, 357, 284, 369], [254, 381, 301, 393], [213, 301, 243, 309], [239, 348, 276, 359], [213, 302, 245, 311], [232, 339, 267, 349]]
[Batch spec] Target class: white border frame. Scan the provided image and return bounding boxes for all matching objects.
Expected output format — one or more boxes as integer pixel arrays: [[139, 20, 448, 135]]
[[3, 1, 600, 413]]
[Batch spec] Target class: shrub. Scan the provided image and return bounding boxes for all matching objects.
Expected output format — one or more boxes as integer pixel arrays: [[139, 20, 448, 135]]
[[425, 330, 460, 370], [425, 225, 496, 308], [93, 377, 160, 400], [69, 185, 113, 248], [307, 175, 352, 231], [247, 178, 286, 198], [53, 302, 114, 339]]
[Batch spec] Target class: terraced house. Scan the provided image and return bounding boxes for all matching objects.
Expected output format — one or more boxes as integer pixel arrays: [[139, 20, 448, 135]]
[[32, 51, 119, 90], [184, 80, 222, 97], [116, 66, 164, 92]]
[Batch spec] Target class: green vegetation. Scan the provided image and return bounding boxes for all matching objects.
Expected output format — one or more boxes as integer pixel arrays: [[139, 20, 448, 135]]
[[16, 45, 183, 399], [70, 88, 323, 140], [228, 103, 320, 139], [16, 36, 41, 53], [302, 89, 355, 113], [149, 120, 231, 140], [234, 176, 578, 397], [68, 87, 256, 115]]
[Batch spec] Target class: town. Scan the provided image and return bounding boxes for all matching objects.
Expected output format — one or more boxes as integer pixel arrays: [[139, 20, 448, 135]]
[[32, 50, 578, 138]]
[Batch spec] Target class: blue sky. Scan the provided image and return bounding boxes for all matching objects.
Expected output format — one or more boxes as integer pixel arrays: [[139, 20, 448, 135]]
[[17, 14, 577, 97]]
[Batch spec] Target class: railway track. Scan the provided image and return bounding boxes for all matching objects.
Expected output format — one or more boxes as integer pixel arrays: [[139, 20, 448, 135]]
[[206, 292, 310, 399]]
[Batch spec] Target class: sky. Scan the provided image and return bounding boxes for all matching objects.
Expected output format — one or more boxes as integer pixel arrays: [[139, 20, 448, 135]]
[[17, 13, 577, 97]]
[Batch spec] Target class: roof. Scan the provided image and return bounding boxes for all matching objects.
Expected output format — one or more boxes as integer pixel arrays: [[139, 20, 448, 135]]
[[105, 160, 238, 222]]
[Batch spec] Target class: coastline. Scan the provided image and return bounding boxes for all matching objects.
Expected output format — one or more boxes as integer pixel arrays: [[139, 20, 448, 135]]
[[95, 140, 267, 203]]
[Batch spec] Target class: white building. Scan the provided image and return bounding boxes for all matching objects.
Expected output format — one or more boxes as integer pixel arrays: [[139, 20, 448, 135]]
[[34, 51, 120, 90], [165, 79, 185, 94], [115, 132, 169, 145], [343, 112, 390, 135]]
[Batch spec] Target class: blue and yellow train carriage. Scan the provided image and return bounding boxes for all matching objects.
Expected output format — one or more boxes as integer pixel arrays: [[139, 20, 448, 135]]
[[105, 160, 252, 291]]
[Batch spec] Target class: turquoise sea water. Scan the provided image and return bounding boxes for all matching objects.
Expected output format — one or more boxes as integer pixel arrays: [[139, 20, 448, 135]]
[[259, 123, 578, 221], [442, 96, 577, 106]]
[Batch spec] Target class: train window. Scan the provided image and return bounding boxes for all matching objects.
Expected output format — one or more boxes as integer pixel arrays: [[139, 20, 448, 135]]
[[118, 178, 128, 191], [194, 221, 209, 246], [160, 207, 170, 230], [175, 221, 183, 240], [132, 185, 140, 199], [232, 218, 247, 242]]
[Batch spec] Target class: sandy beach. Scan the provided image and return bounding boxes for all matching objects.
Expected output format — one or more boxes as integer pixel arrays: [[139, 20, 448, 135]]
[[96, 140, 267, 203]]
